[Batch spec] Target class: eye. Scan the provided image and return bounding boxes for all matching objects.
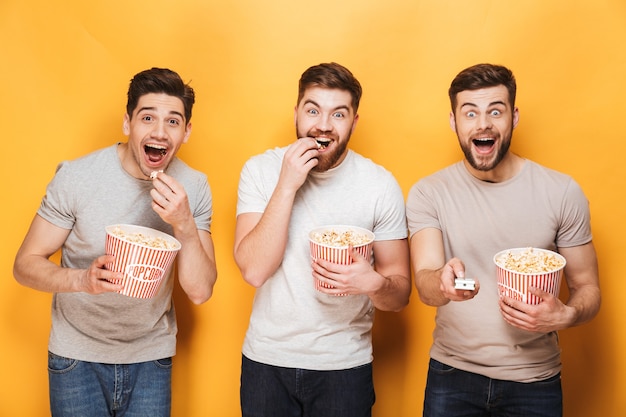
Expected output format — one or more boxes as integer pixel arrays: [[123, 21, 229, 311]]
[[168, 118, 180, 126], [332, 111, 345, 119], [490, 109, 502, 116], [142, 115, 153, 122], [466, 111, 477, 118], [307, 108, 319, 115]]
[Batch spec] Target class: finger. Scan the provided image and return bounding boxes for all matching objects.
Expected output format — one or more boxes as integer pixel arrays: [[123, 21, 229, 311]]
[[528, 286, 551, 299], [150, 189, 170, 209], [348, 246, 364, 262], [298, 136, 319, 149]]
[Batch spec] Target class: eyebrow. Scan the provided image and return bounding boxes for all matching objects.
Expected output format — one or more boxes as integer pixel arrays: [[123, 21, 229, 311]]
[[303, 99, 351, 113], [136, 106, 185, 120], [460, 100, 507, 109]]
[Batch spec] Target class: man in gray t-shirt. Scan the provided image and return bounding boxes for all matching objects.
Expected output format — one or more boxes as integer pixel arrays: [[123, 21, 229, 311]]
[[13, 68, 217, 416], [406, 63, 600, 417]]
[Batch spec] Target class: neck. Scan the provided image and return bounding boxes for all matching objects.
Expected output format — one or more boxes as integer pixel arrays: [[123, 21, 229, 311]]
[[464, 152, 524, 183]]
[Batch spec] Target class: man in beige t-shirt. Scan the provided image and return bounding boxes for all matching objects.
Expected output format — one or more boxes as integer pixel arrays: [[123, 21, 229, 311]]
[[406, 63, 600, 417]]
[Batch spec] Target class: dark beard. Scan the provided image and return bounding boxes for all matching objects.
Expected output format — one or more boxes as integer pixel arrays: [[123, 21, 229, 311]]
[[312, 139, 349, 172], [295, 123, 351, 172], [460, 133, 512, 172]]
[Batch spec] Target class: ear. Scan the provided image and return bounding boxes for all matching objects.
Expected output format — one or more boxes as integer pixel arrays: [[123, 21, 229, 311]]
[[293, 106, 298, 126], [449, 111, 456, 132], [123, 114, 130, 135], [183, 122, 192, 144], [351, 113, 359, 134], [512, 107, 520, 129]]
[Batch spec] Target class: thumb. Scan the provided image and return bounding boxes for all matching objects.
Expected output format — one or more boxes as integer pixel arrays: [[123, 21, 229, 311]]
[[348, 245, 365, 262]]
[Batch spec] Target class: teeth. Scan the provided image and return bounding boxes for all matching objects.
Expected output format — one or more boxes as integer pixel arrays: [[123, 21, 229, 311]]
[[145, 144, 167, 156], [315, 138, 330, 149]]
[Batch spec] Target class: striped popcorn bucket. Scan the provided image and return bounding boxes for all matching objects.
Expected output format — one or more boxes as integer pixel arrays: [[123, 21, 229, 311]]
[[105, 224, 181, 298], [309, 225, 374, 294], [494, 248, 566, 305]]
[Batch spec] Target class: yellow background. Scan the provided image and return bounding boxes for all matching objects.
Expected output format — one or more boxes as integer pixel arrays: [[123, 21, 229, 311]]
[[1, 0, 624, 415]]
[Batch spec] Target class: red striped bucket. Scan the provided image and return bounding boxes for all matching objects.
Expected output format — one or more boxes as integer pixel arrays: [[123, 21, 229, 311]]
[[104, 224, 181, 298], [309, 225, 374, 294], [494, 248, 566, 305]]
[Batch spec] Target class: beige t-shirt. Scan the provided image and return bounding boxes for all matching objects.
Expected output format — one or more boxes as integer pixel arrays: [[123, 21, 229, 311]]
[[406, 160, 592, 382]]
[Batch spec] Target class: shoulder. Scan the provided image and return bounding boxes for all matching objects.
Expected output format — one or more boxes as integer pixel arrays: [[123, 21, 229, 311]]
[[62, 145, 116, 167], [408, 162, 463, 192], [240, 146, 286, 177], [52, 145, 117, 180], [348, 151, 398, 180], [246, 146, 286, 165], [523, 160, 581, 190], [168, 157, 207, 181]]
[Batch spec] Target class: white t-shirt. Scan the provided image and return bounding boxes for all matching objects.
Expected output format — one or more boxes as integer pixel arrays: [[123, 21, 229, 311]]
[[237, 148, 407, 370]]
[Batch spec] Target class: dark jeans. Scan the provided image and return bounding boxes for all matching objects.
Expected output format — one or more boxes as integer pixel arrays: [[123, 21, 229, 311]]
[[423, 358, 562, 417], [240, 354, 375, 417], [48, 352, 172, 417]]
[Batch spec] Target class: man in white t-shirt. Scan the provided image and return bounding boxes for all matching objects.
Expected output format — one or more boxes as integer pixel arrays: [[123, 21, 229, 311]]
[[406, 63, 601, 417], [234, 62, 411, 417]]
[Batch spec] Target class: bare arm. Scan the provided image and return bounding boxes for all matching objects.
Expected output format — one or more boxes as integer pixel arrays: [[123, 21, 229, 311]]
[[367, 239, 412, 311], [559, 242, 601, 325], [172, 228, 217, 305], [499, 242, 601, 332], [151, 173, 217, 305], [13, 215, 124, 294], [410, 227, 479, 306], [233, 139, 319, 287]]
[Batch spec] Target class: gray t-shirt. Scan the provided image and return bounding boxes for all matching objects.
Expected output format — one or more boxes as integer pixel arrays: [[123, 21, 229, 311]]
[[237, 148, 407, 370], [406, 160, 592, 382], [38, 144, 212, 364]]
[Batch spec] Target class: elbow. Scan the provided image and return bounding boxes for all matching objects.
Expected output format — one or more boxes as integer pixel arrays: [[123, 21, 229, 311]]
[[189, 286, 213, 305], [388, 300, 409, 313], [12, 259, 28, 287], [187, 272, 217, 305], [234, 253, 270, 288], [240, 269, 268, 288], [189, 291, 211, 305], [392, 293, 411, 312]]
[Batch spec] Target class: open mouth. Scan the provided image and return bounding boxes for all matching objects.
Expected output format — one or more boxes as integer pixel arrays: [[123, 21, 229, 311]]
[[315, 138, 332, 150], [145, 144, 168, 162], [472, 138, 495, 152]]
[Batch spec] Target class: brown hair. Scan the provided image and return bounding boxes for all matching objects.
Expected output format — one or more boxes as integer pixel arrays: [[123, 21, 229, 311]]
[[297, 62, 362, 113], [448, 63, 516, 111], [126, 68, 195, 122]]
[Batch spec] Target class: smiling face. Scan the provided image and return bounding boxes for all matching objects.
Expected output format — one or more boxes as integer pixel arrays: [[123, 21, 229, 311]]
[[295, 87, 358, 172], [450, 85, 519, 178], [121, 93, 191, 179]]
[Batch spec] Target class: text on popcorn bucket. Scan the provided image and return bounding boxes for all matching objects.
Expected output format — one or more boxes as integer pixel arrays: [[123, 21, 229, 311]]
[[125, 264, 166, 281]]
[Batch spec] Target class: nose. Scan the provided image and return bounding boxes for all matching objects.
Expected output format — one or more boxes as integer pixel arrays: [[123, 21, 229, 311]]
[[477, 113, 493, 130], [315, 113, 333, 133], [151, 120, 167, 138]]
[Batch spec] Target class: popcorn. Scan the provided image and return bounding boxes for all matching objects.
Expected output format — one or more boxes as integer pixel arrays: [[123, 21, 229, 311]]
[[495, 247, 565, 273], [310, 229, 373, 247], [109, 226, 179, 250]]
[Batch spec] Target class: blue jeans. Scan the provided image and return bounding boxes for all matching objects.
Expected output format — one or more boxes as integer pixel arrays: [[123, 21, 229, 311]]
[[48, 352, 172, 417], [423, 358, 562, 417], [240, 354, 375, 417]]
